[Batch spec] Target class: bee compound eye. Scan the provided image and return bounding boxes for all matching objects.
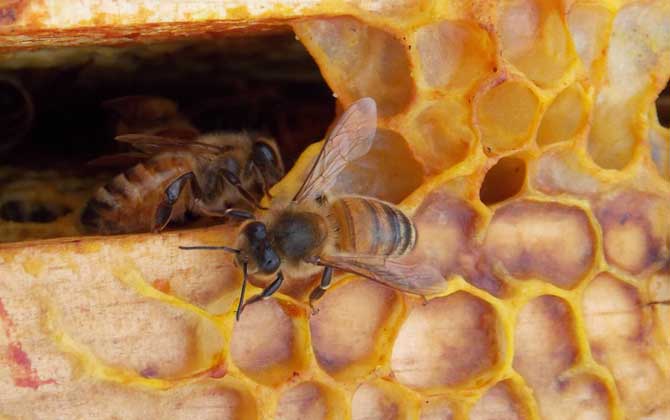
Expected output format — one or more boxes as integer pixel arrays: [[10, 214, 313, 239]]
[[252, 141, 277, 167], [259, 246, 280, 274], [244, 221, 267, 241]]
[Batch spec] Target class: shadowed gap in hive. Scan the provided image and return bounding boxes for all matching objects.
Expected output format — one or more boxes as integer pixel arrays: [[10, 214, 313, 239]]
[[479, 156, 527, 206], [0, 31, 334, 236], [657, 80, 669, 128]]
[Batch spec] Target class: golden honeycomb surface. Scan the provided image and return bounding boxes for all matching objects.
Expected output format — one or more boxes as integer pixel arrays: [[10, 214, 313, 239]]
[[0, 0, 669, 419]]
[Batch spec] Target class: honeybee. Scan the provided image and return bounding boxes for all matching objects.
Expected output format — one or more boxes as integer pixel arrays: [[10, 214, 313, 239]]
[[181, 98, 442, 319], [102, 95, 200, 139], [80, 131, 284, 234]]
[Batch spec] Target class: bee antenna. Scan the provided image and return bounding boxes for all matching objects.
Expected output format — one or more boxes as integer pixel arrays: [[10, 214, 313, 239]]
[[179, 245, 240, 254]]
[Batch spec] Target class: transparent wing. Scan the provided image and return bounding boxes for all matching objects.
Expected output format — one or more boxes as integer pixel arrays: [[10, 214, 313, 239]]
[[293, 97, 377, 203], [115, 134, 229, 154], [86, 152, 149, 168], [317, 253, 446, 296], [101, 95, 174, 114]]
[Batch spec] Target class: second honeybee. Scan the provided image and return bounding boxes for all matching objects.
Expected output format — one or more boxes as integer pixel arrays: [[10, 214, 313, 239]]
[[80, 131, 284, 234]]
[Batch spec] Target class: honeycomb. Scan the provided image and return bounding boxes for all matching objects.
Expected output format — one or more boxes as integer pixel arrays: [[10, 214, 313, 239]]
[[0, 0, 669, 419]]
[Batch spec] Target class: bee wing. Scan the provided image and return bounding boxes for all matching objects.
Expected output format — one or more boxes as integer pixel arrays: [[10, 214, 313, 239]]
[[293, 97, 377, 203], [86, 152, 149, 168], [101, 95, 174, 113], [115, 134, 228, 154], [152, 127, 200, 140], [317, 253, 447, 296]]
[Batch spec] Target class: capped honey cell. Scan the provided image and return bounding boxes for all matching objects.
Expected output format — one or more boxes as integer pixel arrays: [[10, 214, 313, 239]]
[[475, 79, 542, 153], [483, 200, 596, 288], [310, 279, 402, 381], [391, 292, 500, 390], [231, 299, 305, 386]]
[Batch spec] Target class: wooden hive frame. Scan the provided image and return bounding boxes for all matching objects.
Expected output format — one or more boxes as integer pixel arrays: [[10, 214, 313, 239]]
[[1, 0, 669, 419]]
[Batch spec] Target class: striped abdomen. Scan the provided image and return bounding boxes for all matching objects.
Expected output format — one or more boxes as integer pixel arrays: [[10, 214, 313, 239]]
[[80, 153, 195, 234], [330, 196, 416, 256]]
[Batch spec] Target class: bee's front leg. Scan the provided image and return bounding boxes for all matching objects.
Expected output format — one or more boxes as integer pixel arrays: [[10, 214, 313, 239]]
[[237, 271, 284, 319], [221, 169, 268, 210], [193, 202, 255, 221], [254, 164, 275, 200], [154, 172, 196, 232], [308, 265, 333, 312]]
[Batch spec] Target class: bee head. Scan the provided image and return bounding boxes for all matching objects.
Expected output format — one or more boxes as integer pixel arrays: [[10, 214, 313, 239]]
[[237, 221, 280, 275]]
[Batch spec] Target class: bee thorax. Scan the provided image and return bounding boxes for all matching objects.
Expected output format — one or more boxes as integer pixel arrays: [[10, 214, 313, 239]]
[[270, 211, 328, 261]]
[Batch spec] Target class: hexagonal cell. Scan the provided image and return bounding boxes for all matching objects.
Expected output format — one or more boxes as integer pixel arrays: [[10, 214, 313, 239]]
[[537, 83, 589, 146], [541, 374, 612, 420], [230, 298, 305, 386], [499, 0, 575, 87], [567, 2, 612, 80], [275, 382, 339, 420], [310, 279, 401, 381], [514, 296, 578, 386], [595, 191, 668, 275], [293, 17, 414, 117], [479, 157, 527, 206], [475, 79, 541, 153], [411, 98, 473, 174], [514, 296, 610, 419], [469, 381, 528, 420], [420, 398, 454, 420], [530, 146, 601, 196], [332, 129, 424, 203], [583, 273, 669, 417], [413, 20, 495, 91], [583, 273, 644, 345], [483, 200, 596, 288], [606, 1, 670, 93], [391, 292, 499, 390], [587, 90, 640, 170], [411, 189, 505, 296], [0, 380, 257, 419], [167, 380, 258, 420], [47, 267, 224, 379], [351, 381, 415, 420]]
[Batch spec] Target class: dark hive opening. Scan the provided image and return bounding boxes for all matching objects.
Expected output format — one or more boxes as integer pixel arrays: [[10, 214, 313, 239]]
[[0, 31, 334, 240], [657, 80, 669, 128], [479, 156, 526, 206]]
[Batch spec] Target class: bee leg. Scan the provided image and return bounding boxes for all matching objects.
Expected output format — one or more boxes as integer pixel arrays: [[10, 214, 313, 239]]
[[238, 271, 284, 318], [154, 172, 195, 232], [251, 164, 273, 199], [235, 261, 249, 321], [194, 202, 255, 221], [308, 266, 333, 312], [224, 208, 256, 220], [221, 169, 268, 210]]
